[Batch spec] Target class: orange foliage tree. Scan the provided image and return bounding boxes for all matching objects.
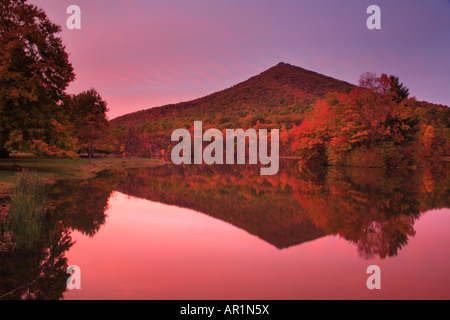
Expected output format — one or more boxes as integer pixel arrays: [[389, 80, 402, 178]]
[[289, 74, 445, 167], [0, 0, 77, 157]]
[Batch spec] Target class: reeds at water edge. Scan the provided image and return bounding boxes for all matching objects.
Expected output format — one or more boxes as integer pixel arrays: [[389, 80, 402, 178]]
[[5, 170, 47, 250]]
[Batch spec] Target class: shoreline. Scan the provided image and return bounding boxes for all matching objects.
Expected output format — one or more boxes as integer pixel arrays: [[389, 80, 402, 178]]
[[0, 157, 168, 197], [1, 155, 448, 197]]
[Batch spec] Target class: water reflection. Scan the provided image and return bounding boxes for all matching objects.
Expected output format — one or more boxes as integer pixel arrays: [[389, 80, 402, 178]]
[[116, 162, 449, 258], [0, 161, 449, 299], [0, 222, 73, 299], [0, 172, 123, 299]]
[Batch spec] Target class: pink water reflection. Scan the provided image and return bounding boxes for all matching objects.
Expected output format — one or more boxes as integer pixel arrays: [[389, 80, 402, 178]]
[[63, 192, 450, 300]]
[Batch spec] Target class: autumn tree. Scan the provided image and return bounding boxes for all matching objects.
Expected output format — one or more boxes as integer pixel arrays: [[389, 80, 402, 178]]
[[0, 0, 76, 156], [291, 84, 419, 167], [359, 72, 409, 103], [69, 89, 110, 163]]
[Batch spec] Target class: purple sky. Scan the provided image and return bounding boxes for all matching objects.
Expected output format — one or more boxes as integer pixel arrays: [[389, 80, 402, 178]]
[[30, 0, 450, 119]]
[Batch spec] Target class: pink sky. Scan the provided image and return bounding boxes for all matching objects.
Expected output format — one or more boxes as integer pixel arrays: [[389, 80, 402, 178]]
[[30, 0, 450, 119]]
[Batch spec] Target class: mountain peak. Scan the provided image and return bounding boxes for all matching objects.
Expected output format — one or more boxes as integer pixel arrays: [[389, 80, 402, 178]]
[[275, 62, 291, 66], [244, 62, 354, 97], [111, 62, 355, 130]]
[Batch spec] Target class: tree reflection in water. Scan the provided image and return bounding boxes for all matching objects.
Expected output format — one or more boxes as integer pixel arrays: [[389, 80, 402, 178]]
[[116, 161, 449, 259], [0, 161, 448, 299], [0, 171, 123, 299]]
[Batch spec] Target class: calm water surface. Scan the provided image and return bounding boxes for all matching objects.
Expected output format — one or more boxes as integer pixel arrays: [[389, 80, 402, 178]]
[[1, 161, 449, 299]]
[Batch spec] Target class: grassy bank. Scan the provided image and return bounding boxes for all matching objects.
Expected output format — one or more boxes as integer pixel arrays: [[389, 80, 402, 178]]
[[0, 155, 167, 195]]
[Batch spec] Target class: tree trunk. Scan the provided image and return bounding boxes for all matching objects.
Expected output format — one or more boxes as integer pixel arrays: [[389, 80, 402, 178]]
[[88, 145, 92, 164]]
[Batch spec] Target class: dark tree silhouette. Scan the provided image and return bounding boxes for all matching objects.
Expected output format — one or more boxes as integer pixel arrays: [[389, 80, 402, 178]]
[[389, 75, 410, 103], [0, 0, 76, 156], [69, 88, 110, 162]]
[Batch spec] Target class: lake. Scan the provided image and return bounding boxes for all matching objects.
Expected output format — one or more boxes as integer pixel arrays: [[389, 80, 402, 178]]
[[1, 161, 449, 299]]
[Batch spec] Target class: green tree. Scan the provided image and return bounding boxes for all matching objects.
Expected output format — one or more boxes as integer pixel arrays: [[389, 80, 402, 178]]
[[0, 0, 76, 156], [69, 88, 110, 163], [388, 75, 409, 103]]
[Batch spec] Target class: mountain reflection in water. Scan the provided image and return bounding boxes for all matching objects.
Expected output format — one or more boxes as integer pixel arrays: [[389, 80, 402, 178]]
[[0, 160, 449, 299]]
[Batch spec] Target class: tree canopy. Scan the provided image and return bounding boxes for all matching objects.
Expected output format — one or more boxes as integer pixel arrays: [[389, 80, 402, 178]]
[[68, 88, 111, 161], [359, 72, 410, 103], [0, 0, 76, 156], [291, 73, 449, 167]]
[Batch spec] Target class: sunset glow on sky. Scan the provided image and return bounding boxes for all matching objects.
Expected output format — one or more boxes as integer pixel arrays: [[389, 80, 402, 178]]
[[30, 0, 450, 119]]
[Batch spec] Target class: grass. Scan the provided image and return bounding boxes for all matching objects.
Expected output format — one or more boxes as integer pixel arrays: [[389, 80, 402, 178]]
[[0, 155, 167, 195], [4, 170, 47, 250]]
